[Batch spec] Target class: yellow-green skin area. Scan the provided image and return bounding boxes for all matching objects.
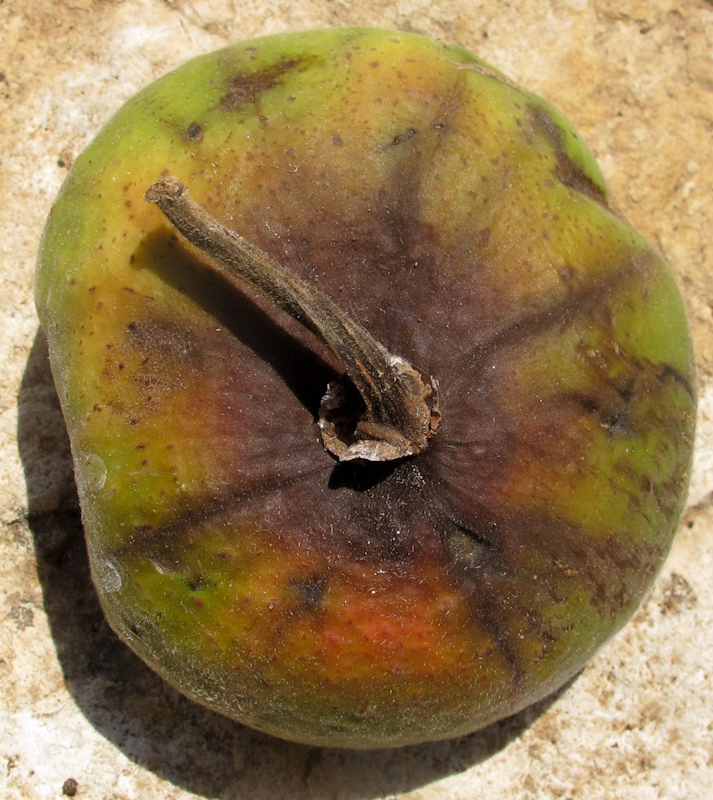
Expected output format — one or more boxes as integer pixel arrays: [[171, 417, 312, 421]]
[[36, 28, 696, 748]]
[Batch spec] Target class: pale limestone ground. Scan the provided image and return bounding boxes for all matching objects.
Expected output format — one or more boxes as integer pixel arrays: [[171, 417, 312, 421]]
[[1, 1, 713, 798]]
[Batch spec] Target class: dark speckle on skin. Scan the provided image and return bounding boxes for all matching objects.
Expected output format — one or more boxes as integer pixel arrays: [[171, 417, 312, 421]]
[[187, 122, 204, 141], [187, 574, 208, 591], [386, 128, 418, 148], [600, 409, 633, 435], [568, 391, 634, 437], [293, 576, 328, 610]]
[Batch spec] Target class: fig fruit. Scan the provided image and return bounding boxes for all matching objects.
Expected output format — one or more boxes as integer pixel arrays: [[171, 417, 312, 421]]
[[35, 27, 696, 748]]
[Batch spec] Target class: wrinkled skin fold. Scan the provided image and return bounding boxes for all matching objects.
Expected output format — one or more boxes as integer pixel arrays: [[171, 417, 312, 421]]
[[36, 28, 696, 748]]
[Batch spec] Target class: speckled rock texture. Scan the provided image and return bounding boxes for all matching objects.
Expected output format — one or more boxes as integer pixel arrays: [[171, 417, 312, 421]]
[[1, 1, 712, 798]]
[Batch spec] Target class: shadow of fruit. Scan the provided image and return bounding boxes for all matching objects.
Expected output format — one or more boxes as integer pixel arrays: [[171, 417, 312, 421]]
[[35, 27, 696, 748]]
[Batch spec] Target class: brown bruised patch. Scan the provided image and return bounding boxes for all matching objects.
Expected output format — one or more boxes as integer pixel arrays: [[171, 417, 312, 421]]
[[117, 318, 204, 408], [219, 58, 304, 111], [528, 105, 609, 207], [127, 318, 202, 365]]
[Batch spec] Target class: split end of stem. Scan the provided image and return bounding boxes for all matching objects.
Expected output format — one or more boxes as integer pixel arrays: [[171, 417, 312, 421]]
[[144, 176, 184, 205]]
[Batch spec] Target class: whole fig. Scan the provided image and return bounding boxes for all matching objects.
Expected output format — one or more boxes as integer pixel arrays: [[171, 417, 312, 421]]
[[35, 27, 696, 748]]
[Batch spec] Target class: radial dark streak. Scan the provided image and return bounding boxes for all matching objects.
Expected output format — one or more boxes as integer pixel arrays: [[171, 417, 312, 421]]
[[109, 461, 330, 565], [657, 363, 696, 401], [430, 506, 530, 687], [444, 248, 660, 398], [443, 467, 672, 690], [350, 65, 482, 361], [528, 105, 609, 209], [473, 581, 529, 687]]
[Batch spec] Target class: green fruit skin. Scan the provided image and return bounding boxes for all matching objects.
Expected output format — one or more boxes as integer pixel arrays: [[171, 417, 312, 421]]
[[36, 28, 696, 748]]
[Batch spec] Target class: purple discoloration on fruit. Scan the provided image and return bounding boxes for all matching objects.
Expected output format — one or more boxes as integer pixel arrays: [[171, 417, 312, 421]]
[[101, 295, 688, 686], [36, 28, 695, 748], [98, 127, 691, 704]]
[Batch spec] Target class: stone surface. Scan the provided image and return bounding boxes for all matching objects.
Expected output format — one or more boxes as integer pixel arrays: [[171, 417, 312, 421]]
[[1, 1, 712, 798]]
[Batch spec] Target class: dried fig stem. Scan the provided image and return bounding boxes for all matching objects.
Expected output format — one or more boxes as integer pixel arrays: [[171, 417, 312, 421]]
[[145, 177, 439, 462]]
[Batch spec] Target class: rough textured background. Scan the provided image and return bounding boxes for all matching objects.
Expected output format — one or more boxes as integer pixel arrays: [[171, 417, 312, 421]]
[[1, 1, 712, 798]]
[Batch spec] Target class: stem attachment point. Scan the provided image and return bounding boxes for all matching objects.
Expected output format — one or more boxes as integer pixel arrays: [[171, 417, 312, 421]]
[[145, 177, 440, 462]]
